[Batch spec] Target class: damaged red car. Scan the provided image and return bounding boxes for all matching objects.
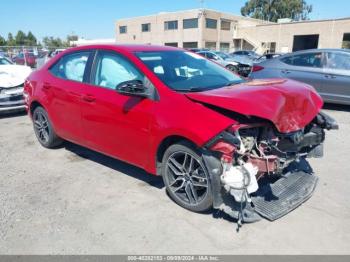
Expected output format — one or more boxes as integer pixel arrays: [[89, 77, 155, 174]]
[[24, 45, 338, 224]]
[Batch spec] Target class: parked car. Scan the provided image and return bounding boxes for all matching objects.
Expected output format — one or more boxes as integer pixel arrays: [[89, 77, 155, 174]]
[[197, 50, 251, 76], [50, 48, 66, 57], [12, 52, 37, 68], [0, 56, 32, 113], [187, 48, 210, 53], [231, 50, 260, 60], [250, 49, 350, 105], [254, 53, 283, 63], [24, 45, 337, 225], [197, 50, 239, 72]]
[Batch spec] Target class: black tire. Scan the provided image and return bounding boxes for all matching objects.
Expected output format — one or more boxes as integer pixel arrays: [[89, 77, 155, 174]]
[[161, 141, 212, 212], [226, 64, 238, 73], [32, 106, 63, 148]]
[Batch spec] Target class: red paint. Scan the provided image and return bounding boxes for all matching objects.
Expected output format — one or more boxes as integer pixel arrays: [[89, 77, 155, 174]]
[[185, 79, 323, 133], [210, 141, 236, 163], [13, 53, 36, 68], [25, 45, 323, 175], [251, 65, 264, 72]]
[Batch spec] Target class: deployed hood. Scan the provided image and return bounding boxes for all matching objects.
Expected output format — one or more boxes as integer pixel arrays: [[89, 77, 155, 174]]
[[185, 79, 323, 133], [0, 65, 32, 88]]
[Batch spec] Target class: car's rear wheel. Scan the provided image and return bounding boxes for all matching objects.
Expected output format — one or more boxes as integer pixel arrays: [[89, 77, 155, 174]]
[[32, 106, 63, 148], [161, 142, 212, 212]]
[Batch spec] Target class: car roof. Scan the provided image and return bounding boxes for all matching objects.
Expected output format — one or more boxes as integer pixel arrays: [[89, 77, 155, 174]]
[[288, 48, 350, 55], [65, 44, 180, 53]]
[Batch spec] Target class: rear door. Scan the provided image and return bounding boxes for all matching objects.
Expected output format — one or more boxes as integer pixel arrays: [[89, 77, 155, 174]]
[[279, 52, 325, 93], [46, 50, 92, 143], [322, 51, 350, 104]]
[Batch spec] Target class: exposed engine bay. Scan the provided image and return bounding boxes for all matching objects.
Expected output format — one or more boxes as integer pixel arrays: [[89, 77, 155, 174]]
[[203, 111, 338, 228]]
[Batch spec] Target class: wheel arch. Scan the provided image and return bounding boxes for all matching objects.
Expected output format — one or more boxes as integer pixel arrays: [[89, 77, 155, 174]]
[[29, 100, 46, 117], [155, 135, 199, 176]]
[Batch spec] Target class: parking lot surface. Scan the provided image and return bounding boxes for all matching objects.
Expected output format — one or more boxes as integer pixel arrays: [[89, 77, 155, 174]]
[[0, 106, 350, 254]]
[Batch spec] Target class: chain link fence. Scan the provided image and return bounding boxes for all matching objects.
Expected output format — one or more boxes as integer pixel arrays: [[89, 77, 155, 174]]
[[0, 45, 68, 69]]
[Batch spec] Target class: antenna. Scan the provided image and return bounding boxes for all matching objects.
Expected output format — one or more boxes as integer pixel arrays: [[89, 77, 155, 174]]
[[198, 0, 205, 9]]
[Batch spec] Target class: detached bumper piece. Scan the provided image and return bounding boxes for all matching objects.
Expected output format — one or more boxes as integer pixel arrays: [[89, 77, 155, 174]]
[[251, 171, 318, 221]]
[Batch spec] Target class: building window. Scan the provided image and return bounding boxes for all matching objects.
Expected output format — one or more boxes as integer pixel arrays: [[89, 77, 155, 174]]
[[221, 20, 231, 30], [342, 33, 350, 49], [206, 18, 217, 29], [119, 26, 127, 34], [165, 42, 178, 47], [183, 18, 198, 29], [262, 42, 276, 53], [183, 42, 198, 48], [164, 20, 178, 30], [205, 42, 216, 50], [141, 23, 151, 32], [220, 42, 230, 52]]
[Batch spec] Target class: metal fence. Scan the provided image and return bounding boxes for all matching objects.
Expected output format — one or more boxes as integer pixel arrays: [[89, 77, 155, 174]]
[[0, 45, 67, 69]]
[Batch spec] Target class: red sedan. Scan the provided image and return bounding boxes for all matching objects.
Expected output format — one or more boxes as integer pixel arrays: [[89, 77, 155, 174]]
[[24, 45, 337, 224], [12, 52, 37, 68]]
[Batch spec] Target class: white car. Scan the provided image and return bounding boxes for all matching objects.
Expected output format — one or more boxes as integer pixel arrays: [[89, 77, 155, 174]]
[[0, 56, 32, 113]]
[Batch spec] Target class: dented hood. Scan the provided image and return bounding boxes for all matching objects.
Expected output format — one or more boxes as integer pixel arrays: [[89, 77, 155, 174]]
[[185, 79, 323, 133], [0, 65, 32, 88]]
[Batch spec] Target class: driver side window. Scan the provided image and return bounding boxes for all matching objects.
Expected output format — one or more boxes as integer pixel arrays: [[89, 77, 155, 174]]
[[94, 51, 144, 89]]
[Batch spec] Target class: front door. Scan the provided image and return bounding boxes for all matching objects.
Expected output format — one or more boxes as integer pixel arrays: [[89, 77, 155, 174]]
[[280, 52, 325, 93], [322, 51, 350, 104], [80, 50, 154, 168]]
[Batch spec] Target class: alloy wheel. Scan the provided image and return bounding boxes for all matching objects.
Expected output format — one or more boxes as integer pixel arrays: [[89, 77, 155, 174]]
[[34, 111, 50, 144], [165, 151, 209, 206]]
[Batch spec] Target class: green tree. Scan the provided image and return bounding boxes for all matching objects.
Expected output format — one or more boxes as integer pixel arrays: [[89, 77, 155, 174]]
[[27, 31, 37, 46], [241, 0, 312, 22], [15, 30, 27, 45], [66, 34, 78, 42], [42, 36, 66, 48], [0, 35, 6, 46], [7, 33, 16, 46]]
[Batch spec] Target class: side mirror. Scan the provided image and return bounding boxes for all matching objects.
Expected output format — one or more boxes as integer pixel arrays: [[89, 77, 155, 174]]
[[116, 80, 149, 98]]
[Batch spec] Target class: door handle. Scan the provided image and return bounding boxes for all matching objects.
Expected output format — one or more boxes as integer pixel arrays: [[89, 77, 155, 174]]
[[82, 94, 96, 103], [281, 70, 291, 74], [325, 74, 336, 79]]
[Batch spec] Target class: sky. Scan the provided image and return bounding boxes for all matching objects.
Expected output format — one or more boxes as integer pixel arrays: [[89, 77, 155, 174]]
[[1, 0, 349, 41]]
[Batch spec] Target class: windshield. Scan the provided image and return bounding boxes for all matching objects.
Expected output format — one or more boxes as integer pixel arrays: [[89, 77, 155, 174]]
[[135, 51, 243, 92], [0, 57, 13, 65]]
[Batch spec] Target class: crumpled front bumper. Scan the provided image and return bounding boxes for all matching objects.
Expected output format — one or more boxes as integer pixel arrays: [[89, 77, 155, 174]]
[[202, 151, 319, 223], [0, 85, 26, 113]]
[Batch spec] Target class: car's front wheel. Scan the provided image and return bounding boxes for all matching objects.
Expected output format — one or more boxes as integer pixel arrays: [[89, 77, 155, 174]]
[[32, 106, 63, 148], [161, 142, 212, 212]]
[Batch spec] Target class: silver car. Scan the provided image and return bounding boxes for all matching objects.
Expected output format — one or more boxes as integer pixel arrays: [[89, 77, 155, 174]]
[[250, 49, 350, 105], [197, 51, 251, 76]]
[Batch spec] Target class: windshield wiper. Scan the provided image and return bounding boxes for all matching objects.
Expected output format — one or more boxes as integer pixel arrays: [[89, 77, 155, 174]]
[[174, 87, 204, 92]]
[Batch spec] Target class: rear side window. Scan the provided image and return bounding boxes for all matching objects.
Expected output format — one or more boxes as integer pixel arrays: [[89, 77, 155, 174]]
[[50, 51, 90, 82], [325, 52, 350, 70], [281, 52, 323, 68]]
